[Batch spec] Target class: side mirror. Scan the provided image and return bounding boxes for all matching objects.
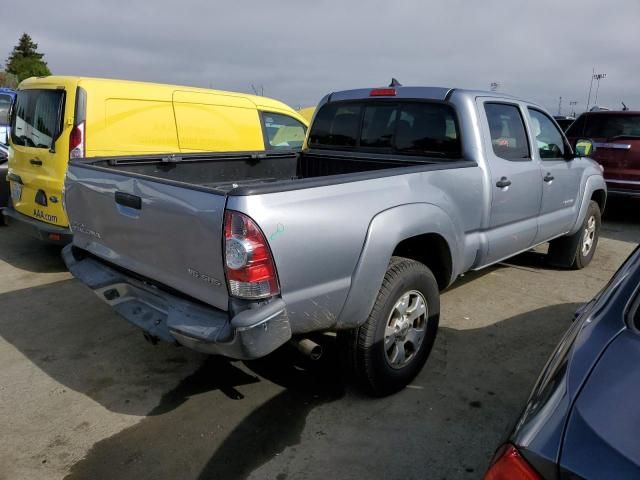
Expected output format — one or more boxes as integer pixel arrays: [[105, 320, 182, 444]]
[[575, 139, 595, 157]]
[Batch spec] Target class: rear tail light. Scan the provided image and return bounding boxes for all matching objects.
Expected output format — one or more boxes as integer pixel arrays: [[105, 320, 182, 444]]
[[224, 210, 279, 299], [69, 122, 84, 159], [484, 444, 541, 480]]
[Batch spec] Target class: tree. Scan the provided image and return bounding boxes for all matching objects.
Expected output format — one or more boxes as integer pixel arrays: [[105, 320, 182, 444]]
[[0, 71, 18, 88], [5, 33, 51, 82]]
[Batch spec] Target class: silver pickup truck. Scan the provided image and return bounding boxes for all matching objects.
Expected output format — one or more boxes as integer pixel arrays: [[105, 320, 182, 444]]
[[62, 86, 606, 396]]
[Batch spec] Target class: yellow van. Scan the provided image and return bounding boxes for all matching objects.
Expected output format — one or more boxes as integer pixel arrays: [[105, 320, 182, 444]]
[[3, 76, 308, 243], [298, 106, 316, 123]]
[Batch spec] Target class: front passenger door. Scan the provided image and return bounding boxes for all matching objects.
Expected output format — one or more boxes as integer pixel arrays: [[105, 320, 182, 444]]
[[527, 108, 583, 243]]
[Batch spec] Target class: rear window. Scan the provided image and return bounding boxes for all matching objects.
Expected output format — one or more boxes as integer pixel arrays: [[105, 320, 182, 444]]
[[567, 114, 640, 139], [0, 94, 12, 125], [262, 112, 307, 150], [309, 101, 461, 159], [11, 89, 64, 149]]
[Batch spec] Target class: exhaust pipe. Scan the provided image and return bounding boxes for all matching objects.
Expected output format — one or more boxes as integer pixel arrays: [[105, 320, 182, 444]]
[[290, 338, 323, 360]]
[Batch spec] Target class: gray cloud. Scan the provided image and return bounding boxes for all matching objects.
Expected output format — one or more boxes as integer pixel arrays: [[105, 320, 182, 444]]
[[2, 0, 638, 113]]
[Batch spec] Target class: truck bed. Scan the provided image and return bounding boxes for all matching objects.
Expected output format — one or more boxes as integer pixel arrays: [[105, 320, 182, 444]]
[[76, 150, 450, 194]]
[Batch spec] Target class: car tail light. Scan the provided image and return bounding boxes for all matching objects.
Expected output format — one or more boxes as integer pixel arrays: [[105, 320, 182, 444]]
[[369, 88, 397, 97], [224, 210, 279, 299], [484, 444, 541, 480], [69, 122, 84, 159]]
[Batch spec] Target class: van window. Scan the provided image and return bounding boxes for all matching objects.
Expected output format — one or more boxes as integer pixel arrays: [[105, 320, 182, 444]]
[[262, 112, 307, 150], [0, 94, 12, 125], [309, 101, 461, 158], [11, 89, 64, 149]]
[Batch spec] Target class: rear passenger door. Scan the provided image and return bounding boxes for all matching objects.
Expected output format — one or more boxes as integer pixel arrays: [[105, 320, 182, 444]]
[[480, 100, 543, 264], [526, 108, 582, 243]]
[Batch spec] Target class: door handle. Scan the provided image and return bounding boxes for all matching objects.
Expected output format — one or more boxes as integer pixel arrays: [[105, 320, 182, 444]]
[[496, 177, 512, 188], [30, 159, 42, 166], [544, 173, 555, 182], [115, 191, 142, 210]]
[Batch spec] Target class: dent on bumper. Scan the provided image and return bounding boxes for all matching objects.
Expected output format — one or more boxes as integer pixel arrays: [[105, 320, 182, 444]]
[[62, 245, 292, 360]]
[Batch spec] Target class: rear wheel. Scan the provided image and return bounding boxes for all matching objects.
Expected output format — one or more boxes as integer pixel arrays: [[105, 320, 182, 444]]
[[339, 257, 440, 396], [548, 200, 601, 269]]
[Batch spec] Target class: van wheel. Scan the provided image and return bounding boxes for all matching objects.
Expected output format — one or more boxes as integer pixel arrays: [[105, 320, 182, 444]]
[[548, 200, 601, 269], [339, 257, 439, 396]]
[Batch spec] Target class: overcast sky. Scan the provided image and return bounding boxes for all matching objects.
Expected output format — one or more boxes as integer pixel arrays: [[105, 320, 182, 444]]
[[2, 0, 638, 114]]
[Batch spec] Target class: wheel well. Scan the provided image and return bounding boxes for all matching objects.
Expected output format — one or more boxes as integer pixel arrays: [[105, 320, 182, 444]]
[[392, 234, 452, 290], [591, 189, 606, 213]]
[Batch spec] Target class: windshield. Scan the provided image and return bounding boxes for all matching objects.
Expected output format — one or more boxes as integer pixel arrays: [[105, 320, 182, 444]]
[[309, 100, 461, 159], [567, 114, 640, 139], [11, 89, 65, 149]]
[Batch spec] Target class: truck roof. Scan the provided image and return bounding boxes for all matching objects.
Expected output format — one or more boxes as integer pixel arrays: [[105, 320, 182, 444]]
[[325, 86, 526, 104]]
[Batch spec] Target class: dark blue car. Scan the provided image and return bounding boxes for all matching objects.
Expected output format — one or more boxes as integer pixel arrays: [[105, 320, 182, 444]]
[[485, 244, 640, 479]]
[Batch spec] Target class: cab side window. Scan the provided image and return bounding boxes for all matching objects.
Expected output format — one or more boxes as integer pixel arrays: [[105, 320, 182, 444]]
[[527, 108, 565, 159], [484, 103, 530, 161], [262, 113, 307, 150]]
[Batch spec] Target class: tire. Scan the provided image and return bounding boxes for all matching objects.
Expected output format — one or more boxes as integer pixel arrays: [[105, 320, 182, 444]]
[[339, 256, 440, 396], [547, 200, 601, 269]]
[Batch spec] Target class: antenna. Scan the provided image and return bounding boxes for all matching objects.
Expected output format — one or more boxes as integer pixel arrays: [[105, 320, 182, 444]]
[[389, 78, 402, 87], [250, 84, 265, 96]]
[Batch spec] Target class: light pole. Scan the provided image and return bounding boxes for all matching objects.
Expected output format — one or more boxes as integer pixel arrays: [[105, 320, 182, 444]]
[[586, 69, 607, 111], [593, 73, 606, 106], [569, 101, 578, 117], [558, 96, 563, 115]]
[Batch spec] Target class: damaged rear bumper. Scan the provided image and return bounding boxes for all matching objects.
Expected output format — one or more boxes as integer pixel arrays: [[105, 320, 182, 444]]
[[62, 245, 291, 360]]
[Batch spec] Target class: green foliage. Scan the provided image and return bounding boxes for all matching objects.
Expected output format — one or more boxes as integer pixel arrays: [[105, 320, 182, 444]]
[[5, 33, 51, 82], [0, 71, 19, 88]]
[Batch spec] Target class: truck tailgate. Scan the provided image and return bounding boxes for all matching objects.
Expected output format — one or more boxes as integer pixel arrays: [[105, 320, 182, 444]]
[[65, 164, 229, 310]]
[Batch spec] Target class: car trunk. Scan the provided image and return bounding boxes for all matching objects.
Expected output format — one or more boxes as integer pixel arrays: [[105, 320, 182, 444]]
[[65, 151, 420, 310]]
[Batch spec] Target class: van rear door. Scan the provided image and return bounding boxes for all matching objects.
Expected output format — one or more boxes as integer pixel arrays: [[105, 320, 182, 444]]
[[9, 83, 74, 227]]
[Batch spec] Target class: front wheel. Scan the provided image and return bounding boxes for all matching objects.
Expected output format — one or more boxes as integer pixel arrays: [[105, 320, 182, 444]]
[[339, 257, 440, 396], [548, 200, 601, 269]]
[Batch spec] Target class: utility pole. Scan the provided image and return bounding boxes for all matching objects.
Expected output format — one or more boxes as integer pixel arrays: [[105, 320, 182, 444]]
[[557, 96, 563, 116], [569, 101, 578, 117]]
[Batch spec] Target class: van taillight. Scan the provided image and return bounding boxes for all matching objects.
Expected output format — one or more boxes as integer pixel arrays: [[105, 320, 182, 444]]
[[69, 122, 84, 159], [224, 210, 279, 299]]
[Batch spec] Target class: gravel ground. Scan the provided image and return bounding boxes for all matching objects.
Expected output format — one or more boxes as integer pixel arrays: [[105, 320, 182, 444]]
[[0, 198, 637, 480]]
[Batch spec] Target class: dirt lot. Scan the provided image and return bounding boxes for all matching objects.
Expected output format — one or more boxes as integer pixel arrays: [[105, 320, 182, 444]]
[[0, 200, 638, 480]]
